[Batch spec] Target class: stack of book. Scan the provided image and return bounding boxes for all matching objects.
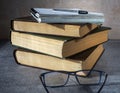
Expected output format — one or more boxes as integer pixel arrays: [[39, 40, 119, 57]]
[[11, 8, 111, 72]]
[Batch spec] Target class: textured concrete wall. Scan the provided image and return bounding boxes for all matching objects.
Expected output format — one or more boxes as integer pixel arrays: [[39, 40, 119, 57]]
[[0, 0, 120, 39]]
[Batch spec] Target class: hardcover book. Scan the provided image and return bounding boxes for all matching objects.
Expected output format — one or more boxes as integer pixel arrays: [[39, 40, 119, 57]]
[[14, 44, 104, 72], [11, 27, 109, 58], [12, 16, 99, 37]]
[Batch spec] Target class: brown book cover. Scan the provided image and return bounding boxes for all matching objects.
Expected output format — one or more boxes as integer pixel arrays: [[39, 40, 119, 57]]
[[14, 44, 104, 72], [12, 16, 99, 37], [11, 27, 109, 58]]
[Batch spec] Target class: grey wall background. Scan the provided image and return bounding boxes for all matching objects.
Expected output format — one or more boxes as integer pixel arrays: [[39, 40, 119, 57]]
[[0, 0, 120, 39]]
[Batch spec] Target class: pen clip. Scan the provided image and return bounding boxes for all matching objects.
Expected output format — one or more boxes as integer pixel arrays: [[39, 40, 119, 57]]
[[53, 9, 88, 14]]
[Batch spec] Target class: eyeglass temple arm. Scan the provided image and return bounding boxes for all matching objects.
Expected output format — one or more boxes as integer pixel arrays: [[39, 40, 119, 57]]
[[40, 75, 50, 93], [97, 73, 108, 93]]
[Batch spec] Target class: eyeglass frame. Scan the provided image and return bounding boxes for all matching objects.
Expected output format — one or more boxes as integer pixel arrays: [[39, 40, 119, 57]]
[[40, 69, 108, 93]]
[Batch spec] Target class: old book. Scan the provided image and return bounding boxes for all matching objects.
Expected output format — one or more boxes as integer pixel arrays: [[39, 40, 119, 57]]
[[12, 16, 99, 37], [30, 8, 104, 24], [14, 44, 104, 72], [11, 27, 109, 58]]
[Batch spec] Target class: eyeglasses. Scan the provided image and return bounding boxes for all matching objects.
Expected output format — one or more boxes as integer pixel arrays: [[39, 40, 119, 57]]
[[40, 69, 108, 93]]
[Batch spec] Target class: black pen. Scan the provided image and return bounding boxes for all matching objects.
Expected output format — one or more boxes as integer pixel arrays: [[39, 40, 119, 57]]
[[53, 9, 88, 14]]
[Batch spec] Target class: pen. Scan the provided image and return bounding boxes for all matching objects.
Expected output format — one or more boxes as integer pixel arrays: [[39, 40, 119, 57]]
[[31, 8, 40, 18], [53, 9, 88, 14]]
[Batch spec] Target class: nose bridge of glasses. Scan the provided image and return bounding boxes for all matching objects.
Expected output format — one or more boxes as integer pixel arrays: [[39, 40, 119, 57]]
[[76, 71, 88, 77]]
